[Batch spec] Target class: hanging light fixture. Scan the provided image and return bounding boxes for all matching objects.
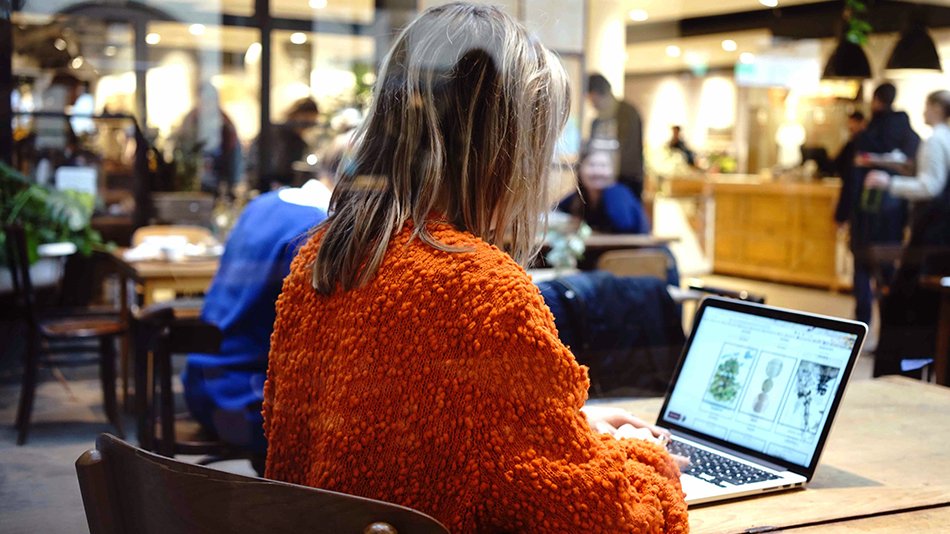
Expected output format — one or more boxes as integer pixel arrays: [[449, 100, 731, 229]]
[[886, 22, 942, 72], [822, 0, 872, 80], [822, 40, 872, 79]]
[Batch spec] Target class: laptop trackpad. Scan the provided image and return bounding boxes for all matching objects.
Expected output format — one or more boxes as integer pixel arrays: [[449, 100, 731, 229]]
[[680, 474, 722, 498]]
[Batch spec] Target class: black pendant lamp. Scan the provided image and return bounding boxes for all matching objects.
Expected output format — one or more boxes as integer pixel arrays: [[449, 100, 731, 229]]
[[822, 39, 872, 79], [886, 22, 942, 72]]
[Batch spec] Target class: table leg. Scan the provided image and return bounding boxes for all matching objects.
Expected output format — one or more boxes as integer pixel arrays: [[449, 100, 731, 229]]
[[935, 294, 949, 386], [119, 272, 132, 412]]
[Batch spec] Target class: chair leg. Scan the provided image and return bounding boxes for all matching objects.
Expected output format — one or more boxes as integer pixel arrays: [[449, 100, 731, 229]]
[[99, 335, 125, 439], [15, 333, 42, 446]]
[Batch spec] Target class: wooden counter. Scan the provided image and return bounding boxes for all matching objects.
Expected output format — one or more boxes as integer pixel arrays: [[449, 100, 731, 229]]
[[658, 175, 848, 289], [708, 177, 847, 290]]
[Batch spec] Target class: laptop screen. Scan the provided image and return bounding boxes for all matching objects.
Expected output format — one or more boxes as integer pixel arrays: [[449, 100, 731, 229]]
[[661, 304, 859, 468]]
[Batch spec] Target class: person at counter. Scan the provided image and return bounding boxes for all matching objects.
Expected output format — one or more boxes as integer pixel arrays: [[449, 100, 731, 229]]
[[668, 125, 696, 167], [587, 73, 646, 199], [262, 5, 688, 532], [170, 83, 243, 195], [865, 89, 950, 378], [865, 90, 950, 245], [850, 83, 920, 327], [833, 111, 866, 226], [557, 144, 650, 234], [247, 97, 320, 191]]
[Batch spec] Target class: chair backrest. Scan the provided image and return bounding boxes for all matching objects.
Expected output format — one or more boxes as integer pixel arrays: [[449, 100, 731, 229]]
[[596, 249, 669, 281], [131, 225, 214, 247], [76, 433, 450, 534], [3, 225, 39, 328]]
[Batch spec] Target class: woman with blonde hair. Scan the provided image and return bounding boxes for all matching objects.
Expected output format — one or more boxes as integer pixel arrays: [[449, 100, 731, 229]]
[[262, 3, 688, 532]]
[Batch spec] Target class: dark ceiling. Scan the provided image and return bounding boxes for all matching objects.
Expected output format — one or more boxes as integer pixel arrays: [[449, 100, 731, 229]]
[[626, 0, 950, 44]]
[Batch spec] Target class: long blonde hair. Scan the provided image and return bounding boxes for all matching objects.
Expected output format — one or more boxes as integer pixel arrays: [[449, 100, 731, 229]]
[[311, 2, 570, 294]]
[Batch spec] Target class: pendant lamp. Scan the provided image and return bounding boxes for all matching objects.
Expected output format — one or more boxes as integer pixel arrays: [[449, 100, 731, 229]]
[[822, 39, 872, 79], [886, 22, 942, 72]]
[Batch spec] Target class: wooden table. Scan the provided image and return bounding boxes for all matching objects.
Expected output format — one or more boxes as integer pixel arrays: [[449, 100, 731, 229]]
[[600, 376, 950, 533], [105, 250, 219, 407], [921, 276, 950, 386], [581, 233, 678, 250]]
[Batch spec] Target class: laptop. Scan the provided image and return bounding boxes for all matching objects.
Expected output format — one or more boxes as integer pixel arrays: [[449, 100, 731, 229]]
[[656, 296, 867, 505]]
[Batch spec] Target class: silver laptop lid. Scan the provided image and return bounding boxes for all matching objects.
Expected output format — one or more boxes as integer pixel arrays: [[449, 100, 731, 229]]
[[657, 297, 867, 479]]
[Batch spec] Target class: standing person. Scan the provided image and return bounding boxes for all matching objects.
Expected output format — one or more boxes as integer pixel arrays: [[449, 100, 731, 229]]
[[668, 125, 696, 167], [248, 97, 320, 191], [850, 83, 919, 327], [170, 83, 242, 194], [865, 90, 950, 246], [263, 4, 688, 533], [183, 178, 330, 472], [833, 111, 867, 227], [587, 73, 646, 199], [864, 90, 950, 377]]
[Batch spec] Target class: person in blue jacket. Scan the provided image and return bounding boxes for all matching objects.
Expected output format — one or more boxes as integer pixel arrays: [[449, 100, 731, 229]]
[[183, 179, 329, 468], [557, 144, 678, 285], [557, 145, 650, 234]]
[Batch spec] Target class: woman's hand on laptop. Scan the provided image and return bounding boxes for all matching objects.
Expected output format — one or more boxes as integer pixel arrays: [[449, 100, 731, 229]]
[[582, 406, 689, 471], [581, 406, 669, 440]]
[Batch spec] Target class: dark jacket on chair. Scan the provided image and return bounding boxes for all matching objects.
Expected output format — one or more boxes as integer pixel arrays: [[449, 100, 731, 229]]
[[538, 271, 684, 397]]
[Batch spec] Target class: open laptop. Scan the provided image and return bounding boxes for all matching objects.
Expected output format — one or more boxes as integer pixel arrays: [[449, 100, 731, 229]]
[[656, 297, 867, 505]]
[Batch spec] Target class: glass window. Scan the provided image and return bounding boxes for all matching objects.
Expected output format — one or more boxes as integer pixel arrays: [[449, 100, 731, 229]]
[[141, 22, 260, 193], [270, 0, 375, 24]]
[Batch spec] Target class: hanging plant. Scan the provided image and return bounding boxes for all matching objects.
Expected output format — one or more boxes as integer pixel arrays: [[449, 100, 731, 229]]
[[845, 0, 872, 45]]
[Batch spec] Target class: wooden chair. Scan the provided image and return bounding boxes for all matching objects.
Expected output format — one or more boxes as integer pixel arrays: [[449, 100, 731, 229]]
[[76, 433, 451, 534], [4, 225, 125, 445], [131, 225, 215, 247], [596, 249, 670, 281], [131, 300, 240, 461]]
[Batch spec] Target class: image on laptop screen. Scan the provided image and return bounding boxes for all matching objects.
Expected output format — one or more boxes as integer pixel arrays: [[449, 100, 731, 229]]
[[662, 306, 859, 468]]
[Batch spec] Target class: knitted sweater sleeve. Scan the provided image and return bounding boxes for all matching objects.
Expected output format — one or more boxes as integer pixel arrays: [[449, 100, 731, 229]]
[[470, 271, 688, 533]]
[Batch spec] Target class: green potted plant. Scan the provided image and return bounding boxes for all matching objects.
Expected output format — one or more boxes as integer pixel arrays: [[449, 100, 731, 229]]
[[0, 161, 107, 290]]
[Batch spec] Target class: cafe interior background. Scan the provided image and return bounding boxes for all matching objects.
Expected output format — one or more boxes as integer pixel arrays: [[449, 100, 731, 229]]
[[2, 0, 950, 531]]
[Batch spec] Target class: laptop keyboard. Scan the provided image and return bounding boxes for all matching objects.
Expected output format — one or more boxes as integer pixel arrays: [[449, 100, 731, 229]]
[[668, 440, 782, 488]]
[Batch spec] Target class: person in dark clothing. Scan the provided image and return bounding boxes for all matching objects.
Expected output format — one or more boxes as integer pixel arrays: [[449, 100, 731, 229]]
[[833, 111, 866, 226], [865, 90, 950, 378], [248, 98, 320, 191], [587, 73, 645, 199], [668, 125, 696, 167], [850, 83, 920, 327]]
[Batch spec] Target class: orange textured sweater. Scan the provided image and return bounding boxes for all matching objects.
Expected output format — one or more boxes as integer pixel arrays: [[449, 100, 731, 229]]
[[263, 222, 689, 533]]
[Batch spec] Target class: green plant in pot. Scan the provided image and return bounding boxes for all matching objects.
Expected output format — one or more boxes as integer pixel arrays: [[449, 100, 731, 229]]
[[0, 161, 106, 267]]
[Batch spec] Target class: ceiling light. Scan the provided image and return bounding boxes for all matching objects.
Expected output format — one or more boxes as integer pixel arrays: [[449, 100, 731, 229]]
[[104, 45, 117, 57], [309, 0, 327, 8], [722, 40, 738, 52], [822, 39, 871, 79], [885, 23, 942, 72], [245, 42, 262, 64], [759, 0, 778, 7], [629, 9, 648, 22], [290, 32, 308, 45], [666, 45, 682, 58], [145, 32, 161, 45], [71, 56, 84, 69], [54, 38, 67, 51], [739, 52, 755, 64], [188, 24, 206, 36]]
